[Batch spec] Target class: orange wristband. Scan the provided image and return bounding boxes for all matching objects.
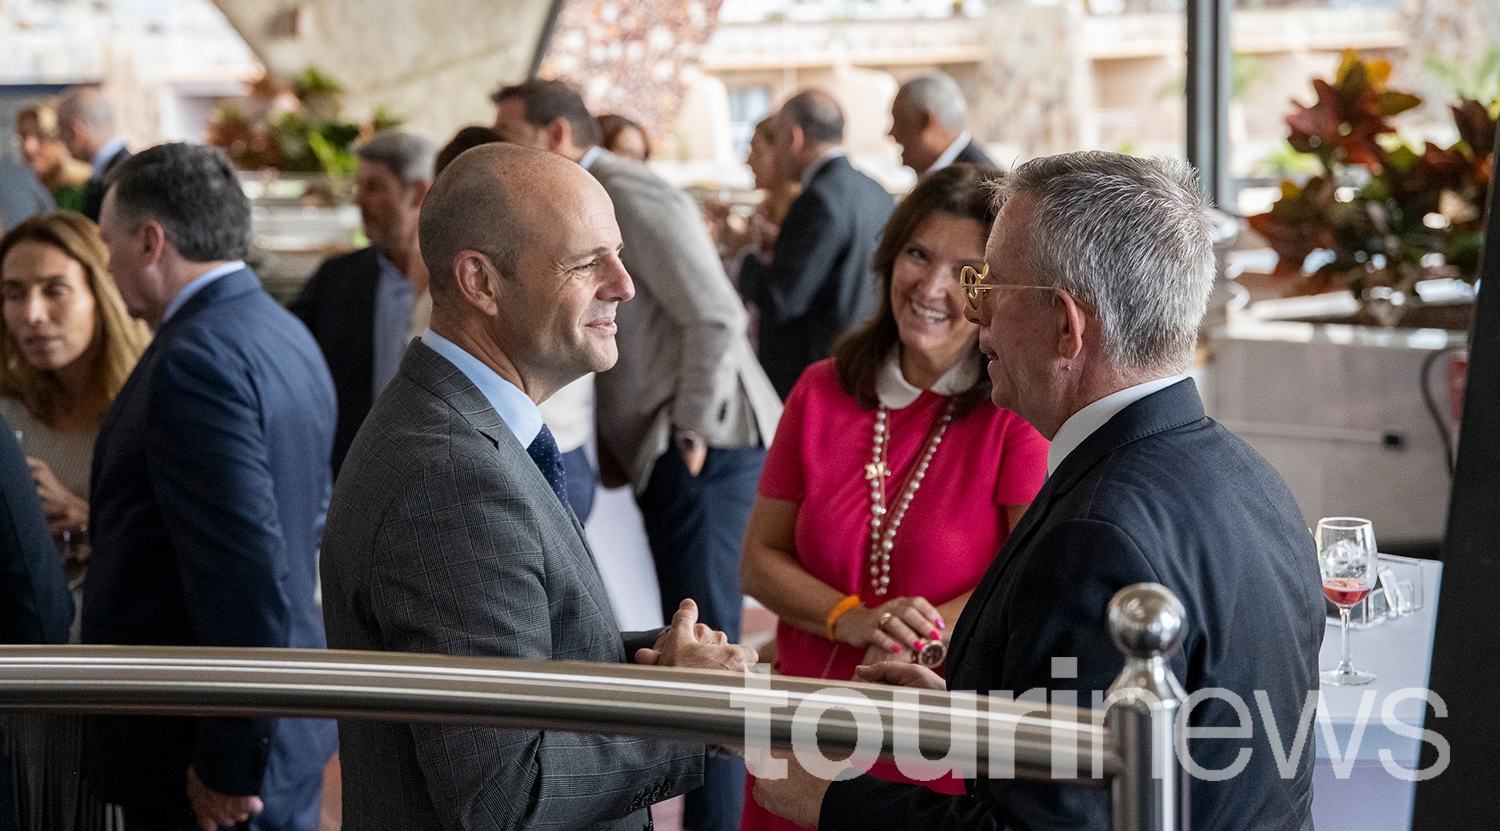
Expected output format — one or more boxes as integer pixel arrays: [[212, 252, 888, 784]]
[[825, 595, 862, 642]]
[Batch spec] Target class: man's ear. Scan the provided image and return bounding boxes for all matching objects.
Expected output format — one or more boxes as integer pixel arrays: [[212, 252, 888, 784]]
[[139, 220, 167, 269], [452, 251, 501, 317], [545, 117, 574, 156], [409, 179, 432, 210], [788, 124, 806, 158], [1055, 290, 1087, 362]]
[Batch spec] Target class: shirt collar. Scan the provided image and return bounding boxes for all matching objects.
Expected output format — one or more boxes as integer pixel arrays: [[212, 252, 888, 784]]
[[875, 346, 979, 409], [90, 136, 126, 179], [800, 146, 846, 189], [375, 249, 408, 280], [925, 131, 972, 176], [1046, 374, 1188, 475], [579, 146, 604, 171], [160, 260, 246, 324], [419, 329, 543, 447]]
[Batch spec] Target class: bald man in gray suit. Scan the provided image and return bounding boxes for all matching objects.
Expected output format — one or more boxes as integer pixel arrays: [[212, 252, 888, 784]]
[[320, 143, 756, 831]]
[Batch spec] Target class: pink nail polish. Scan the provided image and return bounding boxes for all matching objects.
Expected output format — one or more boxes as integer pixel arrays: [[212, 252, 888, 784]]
[[936, 617, 946, 629], [892, 645, 902, 653], [930, 630, 942, 640]]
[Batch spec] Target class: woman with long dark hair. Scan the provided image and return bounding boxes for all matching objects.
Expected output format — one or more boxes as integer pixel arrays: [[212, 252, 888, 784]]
[[740, 164, 1048, 830]]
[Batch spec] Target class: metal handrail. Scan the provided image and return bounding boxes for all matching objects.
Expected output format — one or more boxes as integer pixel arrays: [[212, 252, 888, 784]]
[[0, 584, 1190, 831]]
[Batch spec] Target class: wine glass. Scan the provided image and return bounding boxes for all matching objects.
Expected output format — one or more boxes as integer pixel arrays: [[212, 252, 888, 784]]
[[1317, 517, 1378, 686]]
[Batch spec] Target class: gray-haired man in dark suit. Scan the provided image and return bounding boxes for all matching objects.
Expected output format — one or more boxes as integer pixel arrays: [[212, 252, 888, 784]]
[[319, 142, 756, 831]]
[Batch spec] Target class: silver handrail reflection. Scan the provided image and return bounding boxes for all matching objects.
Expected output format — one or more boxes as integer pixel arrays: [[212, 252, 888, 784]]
[[0, 583, 1188, 831]]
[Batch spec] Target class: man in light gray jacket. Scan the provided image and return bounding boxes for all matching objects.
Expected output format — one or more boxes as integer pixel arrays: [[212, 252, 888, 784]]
[[494, 79, 782, 831], [320, 143, 755, 831]]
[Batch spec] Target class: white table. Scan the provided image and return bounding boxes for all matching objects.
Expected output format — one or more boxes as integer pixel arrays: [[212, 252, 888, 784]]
[[1311, 559, 1443, 831]]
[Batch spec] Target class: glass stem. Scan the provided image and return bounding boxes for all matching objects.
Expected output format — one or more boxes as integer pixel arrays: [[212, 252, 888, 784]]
[[1338, 607, 1353, 673]]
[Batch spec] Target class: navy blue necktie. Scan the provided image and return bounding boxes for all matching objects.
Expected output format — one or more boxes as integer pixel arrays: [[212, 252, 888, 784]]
[[526, 425, 575, 520]]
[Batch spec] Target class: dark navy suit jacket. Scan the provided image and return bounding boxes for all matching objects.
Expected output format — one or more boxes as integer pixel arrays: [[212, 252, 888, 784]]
[[83, 268, 338, 826], [822, 379, 1325, 831], [954, 140, 996, 169], [289, 246, 381, 478], [80, 145, 131, 223], [739, 156, 894, 398], [0, 414, 71, 644]]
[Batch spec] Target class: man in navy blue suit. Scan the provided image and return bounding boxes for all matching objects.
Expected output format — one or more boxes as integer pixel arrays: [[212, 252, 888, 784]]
[[85, 143, 338, 831], [754, 152, 1324, 831]]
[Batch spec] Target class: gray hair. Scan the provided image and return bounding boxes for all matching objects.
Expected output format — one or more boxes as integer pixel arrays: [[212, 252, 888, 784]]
[[897, 73, 968, 133], [997, 151, 1214, 373], [357, 131, 437, 185], [56, 87, 114, 133], [107, 143, 250, 263]]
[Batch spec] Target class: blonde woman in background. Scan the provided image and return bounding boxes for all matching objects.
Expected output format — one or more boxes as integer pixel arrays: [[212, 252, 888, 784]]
[[15, 105, 92, 214], [0, 211, 149, 831]]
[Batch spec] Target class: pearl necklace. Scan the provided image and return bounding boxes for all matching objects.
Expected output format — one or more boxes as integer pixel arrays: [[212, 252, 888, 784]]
[[865, 399, 957, 596]]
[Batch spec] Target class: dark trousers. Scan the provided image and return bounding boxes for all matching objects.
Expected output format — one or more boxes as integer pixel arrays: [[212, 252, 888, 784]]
[[638, 445, 765, 831]]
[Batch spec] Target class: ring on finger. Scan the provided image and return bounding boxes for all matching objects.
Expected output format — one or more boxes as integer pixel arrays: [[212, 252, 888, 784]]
[[877, 612, 894, 631]]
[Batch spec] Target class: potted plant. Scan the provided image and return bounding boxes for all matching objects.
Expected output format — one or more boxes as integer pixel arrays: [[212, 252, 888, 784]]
[[208, 67, 403, 204], [1246, 50, 1495, 328]]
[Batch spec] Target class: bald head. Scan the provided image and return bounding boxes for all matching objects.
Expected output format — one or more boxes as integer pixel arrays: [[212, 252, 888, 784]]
[[896, 73, 967, 132], [421, 143, 581, 301], [56, 87, 115, 162], [417, 142, 633, 402], [780, 89, 844, 145]]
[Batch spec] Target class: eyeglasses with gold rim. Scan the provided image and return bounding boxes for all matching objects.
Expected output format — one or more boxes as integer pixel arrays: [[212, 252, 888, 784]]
[[958, 264, 1061, 312]]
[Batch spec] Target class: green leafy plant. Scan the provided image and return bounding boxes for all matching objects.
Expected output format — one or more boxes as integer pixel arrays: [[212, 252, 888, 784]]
[[1422, 47, 1500, 106], [1246, 50, 1494, 302], [208, 67, 402, 180]]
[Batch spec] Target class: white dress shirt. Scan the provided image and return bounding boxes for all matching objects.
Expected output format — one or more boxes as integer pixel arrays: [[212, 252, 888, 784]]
[[874, 347, 978, 409], [925, 131, 973, 176], [1046, 375, 1188, 476]]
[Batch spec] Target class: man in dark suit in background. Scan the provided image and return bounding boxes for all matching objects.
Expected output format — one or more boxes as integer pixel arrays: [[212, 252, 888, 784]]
[[0, 416, 70, 646], [889, 72, 996, 177], [755, 151, 1325, 831], [0, 420, 72, 831], [56, 87, 130, 222], [86, 143, 338, 831], [321, 142, 755, 831], [291, 130, 436, 477], [738, 89, 894, 398]]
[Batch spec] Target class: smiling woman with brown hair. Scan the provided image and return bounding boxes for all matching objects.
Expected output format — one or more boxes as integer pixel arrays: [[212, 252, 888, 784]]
[[738, 163, 1048, 831]]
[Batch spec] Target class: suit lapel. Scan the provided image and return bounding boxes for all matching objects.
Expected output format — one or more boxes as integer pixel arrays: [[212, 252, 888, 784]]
[[945, 472, 1063, 674], [945, 380, 1210, 676], [399, 341, 604, 576]]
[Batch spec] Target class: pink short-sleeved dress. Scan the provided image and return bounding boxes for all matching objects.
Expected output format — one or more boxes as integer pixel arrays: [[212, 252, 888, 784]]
[[743, 358, 1047, 828]]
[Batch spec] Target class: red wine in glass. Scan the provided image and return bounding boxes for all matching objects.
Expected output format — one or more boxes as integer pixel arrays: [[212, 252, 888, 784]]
[[1323, 578, 1373, 608]]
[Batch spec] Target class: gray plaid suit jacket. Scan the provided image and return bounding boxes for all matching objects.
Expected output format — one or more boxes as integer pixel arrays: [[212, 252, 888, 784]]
[[321, 339, 704, 831]]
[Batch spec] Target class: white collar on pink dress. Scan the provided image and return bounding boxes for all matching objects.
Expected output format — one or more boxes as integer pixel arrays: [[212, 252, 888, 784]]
[[875, 347, 978, 409]]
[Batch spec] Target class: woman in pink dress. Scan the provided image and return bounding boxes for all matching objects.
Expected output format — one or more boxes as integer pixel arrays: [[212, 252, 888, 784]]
[[739, 164, 1048, 830]]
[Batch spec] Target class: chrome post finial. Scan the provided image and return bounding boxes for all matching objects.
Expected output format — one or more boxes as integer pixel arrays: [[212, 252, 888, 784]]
[[1105, 582, 1190, 831]]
